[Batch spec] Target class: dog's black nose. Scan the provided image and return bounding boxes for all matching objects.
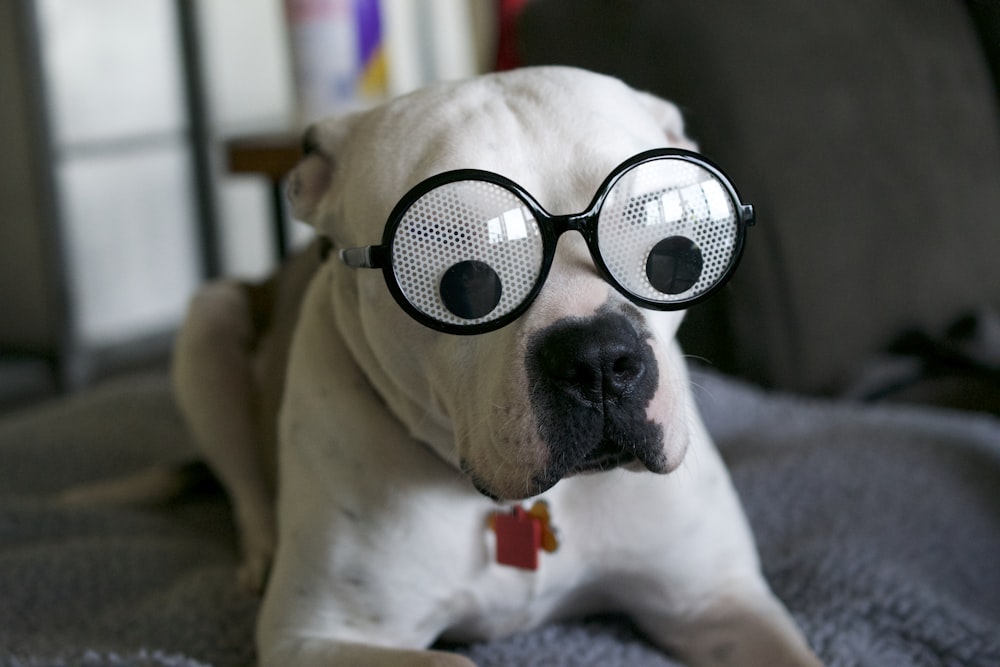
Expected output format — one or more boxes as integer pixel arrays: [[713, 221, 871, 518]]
[[527, 308, 663, 485], [532, 311, 649, 406]]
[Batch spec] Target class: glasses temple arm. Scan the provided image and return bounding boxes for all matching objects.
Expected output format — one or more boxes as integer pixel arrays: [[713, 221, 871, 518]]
[[339, 245, 388, 269]]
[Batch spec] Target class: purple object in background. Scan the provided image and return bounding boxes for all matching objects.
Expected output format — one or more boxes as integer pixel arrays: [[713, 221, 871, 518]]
[[355, 0, 381, 66]]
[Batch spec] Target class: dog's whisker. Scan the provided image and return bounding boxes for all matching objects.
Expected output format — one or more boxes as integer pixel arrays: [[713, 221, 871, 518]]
[[687, 379, 717, 406], [682, 353, 712, 366]]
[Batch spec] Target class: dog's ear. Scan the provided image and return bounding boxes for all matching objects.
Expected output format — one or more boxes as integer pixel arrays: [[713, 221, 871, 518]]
[[634, 91, 699, 151], [287, 113, 359, 224]]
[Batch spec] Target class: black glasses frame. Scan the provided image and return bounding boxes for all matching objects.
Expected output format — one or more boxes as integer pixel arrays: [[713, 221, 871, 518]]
[[339, 148, 755, 335]]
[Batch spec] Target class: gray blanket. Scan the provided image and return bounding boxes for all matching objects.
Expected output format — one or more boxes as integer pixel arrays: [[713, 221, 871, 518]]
[[1, 369, 998, 667]]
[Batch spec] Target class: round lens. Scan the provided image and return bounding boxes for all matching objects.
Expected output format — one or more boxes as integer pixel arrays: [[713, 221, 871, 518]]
[[389, 179, 545, 327], [596, 157, 740, 305]]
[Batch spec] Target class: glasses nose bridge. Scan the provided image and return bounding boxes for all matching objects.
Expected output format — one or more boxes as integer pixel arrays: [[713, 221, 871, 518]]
[[547, 208, 599, 243], [542, 209, 605, 279]]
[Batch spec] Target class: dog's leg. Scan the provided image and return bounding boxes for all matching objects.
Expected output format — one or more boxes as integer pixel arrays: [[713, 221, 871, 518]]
[[260, 641, 475, 667], [624, 448, 821, 664], [637, 584, 822, 667], [257, 263, 489, 666], [594, 404, 822, 667], [173, 280, 276, 592]]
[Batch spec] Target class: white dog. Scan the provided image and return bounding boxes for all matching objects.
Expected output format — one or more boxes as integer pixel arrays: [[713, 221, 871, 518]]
[[173, 66, 821, 666]]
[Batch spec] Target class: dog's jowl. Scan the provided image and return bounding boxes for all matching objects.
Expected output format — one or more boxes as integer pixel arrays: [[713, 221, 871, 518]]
[[173, 66, 822, 666]]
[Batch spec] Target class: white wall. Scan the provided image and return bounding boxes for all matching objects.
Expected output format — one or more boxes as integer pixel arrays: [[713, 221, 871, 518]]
[[36, 0, 201, 348], [199, 0, 495, 280], [2, 0, 494, 360]]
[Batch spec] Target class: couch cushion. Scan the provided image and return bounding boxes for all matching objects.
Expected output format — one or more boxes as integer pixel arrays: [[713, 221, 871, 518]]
[[519, 0, 1000, 393]]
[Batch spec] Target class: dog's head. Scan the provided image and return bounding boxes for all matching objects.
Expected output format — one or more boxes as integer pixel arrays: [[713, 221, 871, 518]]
[[288, 67, 745, 501]]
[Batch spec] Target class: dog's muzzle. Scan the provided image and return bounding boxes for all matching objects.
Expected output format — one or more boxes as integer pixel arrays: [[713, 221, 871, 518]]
[[527, 307, 668, 491]]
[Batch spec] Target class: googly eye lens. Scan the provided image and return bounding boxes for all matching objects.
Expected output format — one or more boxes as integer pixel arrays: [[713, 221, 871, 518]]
[[596, 157, 740, 305], [389, 180, 545, 328], [646, 236, 703, 294], [440, 259, 503, 319]]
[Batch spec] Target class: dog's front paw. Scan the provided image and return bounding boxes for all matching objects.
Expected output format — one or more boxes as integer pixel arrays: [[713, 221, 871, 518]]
[[416, 651, 477, 667], [637, 588, 823, 667], [259, 639, 477, 667]]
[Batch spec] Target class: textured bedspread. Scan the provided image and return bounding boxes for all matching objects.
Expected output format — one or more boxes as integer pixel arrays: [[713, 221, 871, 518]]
[[1, 369, 998, 666]]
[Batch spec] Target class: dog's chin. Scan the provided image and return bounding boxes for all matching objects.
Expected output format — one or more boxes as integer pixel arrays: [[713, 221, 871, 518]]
[[565, 438, 642, 475], [464, 439, 678, 502], [540, 438, 675, 487], [463, 465, 554, 502], [463, 469, 543, 503]]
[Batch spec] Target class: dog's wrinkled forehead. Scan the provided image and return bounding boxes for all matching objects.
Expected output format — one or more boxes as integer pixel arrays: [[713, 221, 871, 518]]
[[292, 67, 694, 242]]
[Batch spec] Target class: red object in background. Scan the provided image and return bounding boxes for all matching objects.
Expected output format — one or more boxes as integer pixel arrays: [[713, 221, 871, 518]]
[[495, 0, 529, 70], [493, 505, 543, 570]]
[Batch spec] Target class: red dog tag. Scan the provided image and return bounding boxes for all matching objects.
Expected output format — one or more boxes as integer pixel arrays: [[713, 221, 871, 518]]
[[489, 501, 559, 571], [493, 506, 543, 570]]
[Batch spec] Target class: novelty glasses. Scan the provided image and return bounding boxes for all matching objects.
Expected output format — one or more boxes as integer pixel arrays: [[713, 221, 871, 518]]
[[339, 148, 754, 335]]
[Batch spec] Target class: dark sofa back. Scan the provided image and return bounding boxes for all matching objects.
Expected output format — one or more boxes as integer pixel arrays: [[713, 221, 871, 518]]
[[519, 0, 1000, 394]]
